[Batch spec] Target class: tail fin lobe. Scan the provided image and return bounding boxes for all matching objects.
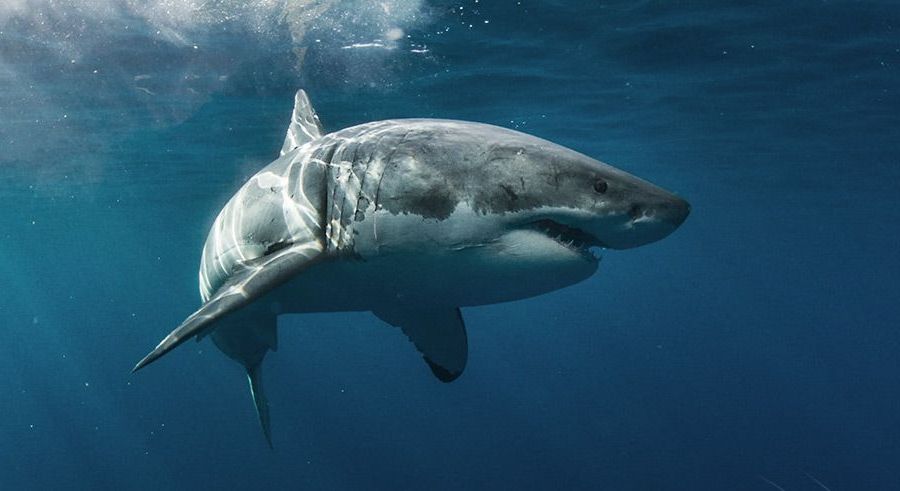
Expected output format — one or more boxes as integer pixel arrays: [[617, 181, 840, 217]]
[[247, 363, 273, 449]]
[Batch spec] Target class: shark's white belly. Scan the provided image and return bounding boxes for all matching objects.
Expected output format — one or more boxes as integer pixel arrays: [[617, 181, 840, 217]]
[[241, 202, 599, 313], [262, 242, 597, 314]]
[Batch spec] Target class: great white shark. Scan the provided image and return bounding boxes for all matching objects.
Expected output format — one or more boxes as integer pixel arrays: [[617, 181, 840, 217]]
[[133, 90, 690, 447]]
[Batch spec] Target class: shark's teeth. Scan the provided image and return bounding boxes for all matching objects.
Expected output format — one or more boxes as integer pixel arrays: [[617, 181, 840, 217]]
[[529, 219, 604, 261]]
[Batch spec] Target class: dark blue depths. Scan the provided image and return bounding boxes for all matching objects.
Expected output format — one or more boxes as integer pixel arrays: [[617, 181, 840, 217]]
[[0, 1, 898, 489]]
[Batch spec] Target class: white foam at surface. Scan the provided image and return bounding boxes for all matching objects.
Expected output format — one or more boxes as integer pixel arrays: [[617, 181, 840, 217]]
[[0, 0, 428, 69], [0, 0, 430, 186]]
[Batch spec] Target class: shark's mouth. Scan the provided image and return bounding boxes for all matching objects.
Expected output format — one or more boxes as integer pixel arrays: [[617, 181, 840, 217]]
[[530, 219, 606, 260]]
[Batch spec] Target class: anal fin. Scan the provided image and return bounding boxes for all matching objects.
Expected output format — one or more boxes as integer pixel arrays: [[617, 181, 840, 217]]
[[374, 306, 468, 383]]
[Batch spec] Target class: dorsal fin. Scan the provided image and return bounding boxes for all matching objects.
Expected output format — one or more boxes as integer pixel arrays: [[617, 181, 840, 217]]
[[280, 89, 323, 156]]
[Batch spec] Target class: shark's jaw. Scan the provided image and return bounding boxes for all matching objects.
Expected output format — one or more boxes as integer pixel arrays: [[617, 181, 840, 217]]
[[527, 219, 606, 262]]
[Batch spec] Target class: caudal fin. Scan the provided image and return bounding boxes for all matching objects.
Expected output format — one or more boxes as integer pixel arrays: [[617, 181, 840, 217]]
[[247, 363, 273, 449]]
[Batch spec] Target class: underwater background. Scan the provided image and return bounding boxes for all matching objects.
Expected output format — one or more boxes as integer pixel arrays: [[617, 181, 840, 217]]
[[1, 1, 898, 489]]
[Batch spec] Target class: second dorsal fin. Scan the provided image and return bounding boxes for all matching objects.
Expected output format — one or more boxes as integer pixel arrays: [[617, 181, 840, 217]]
[[280, 89, 324, 156]]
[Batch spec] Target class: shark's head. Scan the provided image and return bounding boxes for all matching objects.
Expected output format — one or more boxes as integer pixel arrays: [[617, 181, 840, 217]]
[[444, 126, 691, 270], [344, 120, 689, 291], [500, 140, 689, 255]]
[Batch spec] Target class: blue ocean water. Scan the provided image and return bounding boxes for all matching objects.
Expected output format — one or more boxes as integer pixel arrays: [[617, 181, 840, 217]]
[[1, 1, 898, 489]]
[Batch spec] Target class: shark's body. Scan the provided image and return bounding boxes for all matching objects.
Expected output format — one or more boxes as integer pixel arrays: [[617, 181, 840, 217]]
[[134, 90, 690, 446]]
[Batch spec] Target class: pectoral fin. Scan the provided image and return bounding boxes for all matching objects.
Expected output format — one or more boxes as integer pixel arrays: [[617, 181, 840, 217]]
[[133, 242, 323, 372], [374, 307, 468, 382]]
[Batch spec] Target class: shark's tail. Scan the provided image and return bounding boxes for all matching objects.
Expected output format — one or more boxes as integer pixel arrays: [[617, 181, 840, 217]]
[[247, 362, 272, 449], [207, 317, 279, 448]]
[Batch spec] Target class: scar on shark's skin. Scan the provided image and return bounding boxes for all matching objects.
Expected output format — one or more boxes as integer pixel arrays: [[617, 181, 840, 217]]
[[133, 89, 690, 448]]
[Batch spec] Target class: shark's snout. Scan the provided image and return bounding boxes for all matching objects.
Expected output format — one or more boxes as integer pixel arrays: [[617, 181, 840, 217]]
[[650, 195, 691, 230], [597, 189, 690, 250]]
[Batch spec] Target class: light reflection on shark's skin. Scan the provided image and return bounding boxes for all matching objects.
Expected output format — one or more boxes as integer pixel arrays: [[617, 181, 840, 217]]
[[134, 89, 690, 447]]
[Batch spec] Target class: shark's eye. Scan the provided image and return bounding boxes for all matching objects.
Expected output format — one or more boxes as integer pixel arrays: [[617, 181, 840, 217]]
[[593, 179, 608, 194]]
